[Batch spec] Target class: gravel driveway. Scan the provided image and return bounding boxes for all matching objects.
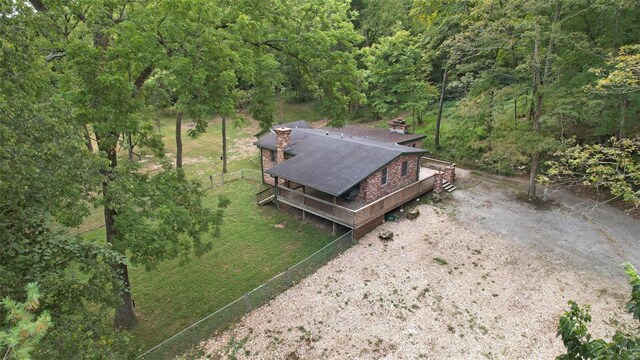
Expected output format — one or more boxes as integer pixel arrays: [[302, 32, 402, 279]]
[[200, 172, 640, 359]]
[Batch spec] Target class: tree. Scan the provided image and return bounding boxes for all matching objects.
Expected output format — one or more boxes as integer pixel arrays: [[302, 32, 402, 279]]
[[592, 44, 640, 94], [0, 283, 52, 360], [362, 30, 437, 124], [21, 0, 362, 330], [0, 2, 142, 357], [351, 0, 412, 46], [411, 0, 473, 147], [21, 0, 234, 329], [591, 44, 640, 139], [556, 263, 640, 359], [545, 137, 640, 208]]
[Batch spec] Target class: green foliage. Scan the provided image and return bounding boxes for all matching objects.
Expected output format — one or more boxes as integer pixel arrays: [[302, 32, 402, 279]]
[[592, 44, 640, 94], [546, 137, 640, 207], [556, 263, 640, 359], [406, 0, 640, 190], [107, 164, 230, 267], [0, 283, 52, 360], [35, 314, 139, 360], [351, 0, 412, 45], [626, 263, 640, 321], [362, 30, 437, 121]]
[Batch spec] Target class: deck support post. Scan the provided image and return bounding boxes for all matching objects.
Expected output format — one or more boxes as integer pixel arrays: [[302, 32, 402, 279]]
[[302, 210, 306, 223], [274, 177, 279, 211], [332, 222, 336, 236]]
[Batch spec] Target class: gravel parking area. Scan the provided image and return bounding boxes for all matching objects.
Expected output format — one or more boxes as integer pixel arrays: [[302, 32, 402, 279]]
[[200, 172, 639, 359]]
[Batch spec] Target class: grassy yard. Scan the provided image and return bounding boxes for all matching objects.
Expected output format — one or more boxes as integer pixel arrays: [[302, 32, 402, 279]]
[[83, 178, 334, 348], [80, 104, 338, 349], [277, 100, 326, 123]]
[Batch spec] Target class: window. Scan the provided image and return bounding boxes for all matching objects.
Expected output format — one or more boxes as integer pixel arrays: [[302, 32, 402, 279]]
[[401, 161, 408, 177], [381, 167, 388, 185], [270, 150, 276, 162]]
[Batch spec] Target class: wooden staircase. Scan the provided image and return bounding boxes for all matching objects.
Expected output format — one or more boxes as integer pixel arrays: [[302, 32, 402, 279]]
[[258, 194, 275, 205], [442, 181, 457, 193], [256, 186, 276, 205]]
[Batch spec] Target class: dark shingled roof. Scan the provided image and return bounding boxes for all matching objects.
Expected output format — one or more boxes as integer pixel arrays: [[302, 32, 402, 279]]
[[256, 128, 426, 196], [321, 125, 426, 145]]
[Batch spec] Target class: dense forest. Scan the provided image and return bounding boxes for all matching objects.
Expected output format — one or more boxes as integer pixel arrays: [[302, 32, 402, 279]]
[[1, 0, 638, 358]]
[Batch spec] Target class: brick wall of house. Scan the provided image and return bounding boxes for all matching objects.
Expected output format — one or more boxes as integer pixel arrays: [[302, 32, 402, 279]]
[[261, 148, 277, 185], [355, 153, 420, 203], [261, 148, 294, 185]]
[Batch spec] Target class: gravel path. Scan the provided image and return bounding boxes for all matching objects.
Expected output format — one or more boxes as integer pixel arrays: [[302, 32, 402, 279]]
[[199, 173, 639, 359]]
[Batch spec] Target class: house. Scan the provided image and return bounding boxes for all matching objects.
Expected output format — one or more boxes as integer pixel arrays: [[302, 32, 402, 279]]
[[254, 120, 456, 238]]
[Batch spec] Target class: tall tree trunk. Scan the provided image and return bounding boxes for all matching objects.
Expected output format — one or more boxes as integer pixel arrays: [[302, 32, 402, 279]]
[[176, 111, 183, 169], [528, 153, 539, 199], [514, 97, 517, 126], [412, 106, 416, 133], [127, 133, 134, 161], [435, 66, 448, 147], [222, 117, 227, 173], [112, 260, 136, 329], [527, 33, 541, 199], [620, 94, 628, 139], [487, 89, 494, 133], [83, 124, 93, 152], [96, 132, 137, 329], [528, 3, 561, 200]]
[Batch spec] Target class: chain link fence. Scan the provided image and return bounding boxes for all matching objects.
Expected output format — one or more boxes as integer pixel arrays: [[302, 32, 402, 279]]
[[198, 168, 262, 189], [139, 230, 355, 359]]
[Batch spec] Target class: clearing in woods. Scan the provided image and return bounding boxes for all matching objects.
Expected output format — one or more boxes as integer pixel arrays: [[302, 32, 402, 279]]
[[200, 171, 640, 359]]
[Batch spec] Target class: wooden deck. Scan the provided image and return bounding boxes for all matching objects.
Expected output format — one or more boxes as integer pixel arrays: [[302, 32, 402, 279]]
[[257, 156, 453, 238], [274, 173, 436, 231]]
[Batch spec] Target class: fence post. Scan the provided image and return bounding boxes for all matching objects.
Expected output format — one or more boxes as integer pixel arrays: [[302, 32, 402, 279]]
[[244, 293, 249, 314], [287, 268, 292, 287], [241, 169, 244, 179]]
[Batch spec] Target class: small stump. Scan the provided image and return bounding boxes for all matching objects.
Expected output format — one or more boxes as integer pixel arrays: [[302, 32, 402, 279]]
[[379, 230, 394, 242], [432, 194, 442, 203], [407, 209, 420, 220]]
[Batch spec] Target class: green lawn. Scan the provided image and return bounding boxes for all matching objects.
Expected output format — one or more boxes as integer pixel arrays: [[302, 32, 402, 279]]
[[83, 180, 333, 348], [80, 104, 336, 349], [278, 100, 325, 123]]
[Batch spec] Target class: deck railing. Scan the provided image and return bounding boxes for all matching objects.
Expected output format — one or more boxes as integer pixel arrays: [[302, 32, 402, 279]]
[[276, 185, 356, 226], [352, 176, 435, 227], [275, 175, 436, 228], [420, 156, 454, 170]]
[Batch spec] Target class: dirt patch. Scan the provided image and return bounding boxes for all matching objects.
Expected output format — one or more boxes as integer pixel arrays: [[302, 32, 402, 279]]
[[274, 222, 286, 229], [141, 156, 212, 173], [199, 174, 639, 359], [228, 117, 262, 162]]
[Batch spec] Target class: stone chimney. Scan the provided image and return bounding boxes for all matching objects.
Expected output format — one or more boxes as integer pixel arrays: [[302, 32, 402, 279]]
[[274, 127, 291, 163], [388, 117, 409, 134]]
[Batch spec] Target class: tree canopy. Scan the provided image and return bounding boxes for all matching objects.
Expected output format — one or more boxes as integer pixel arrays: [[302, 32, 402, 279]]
[[2, 0, 640, 357]]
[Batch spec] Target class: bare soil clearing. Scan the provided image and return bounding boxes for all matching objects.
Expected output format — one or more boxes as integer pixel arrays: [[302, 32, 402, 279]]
[[199, 172, 639, 359]]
